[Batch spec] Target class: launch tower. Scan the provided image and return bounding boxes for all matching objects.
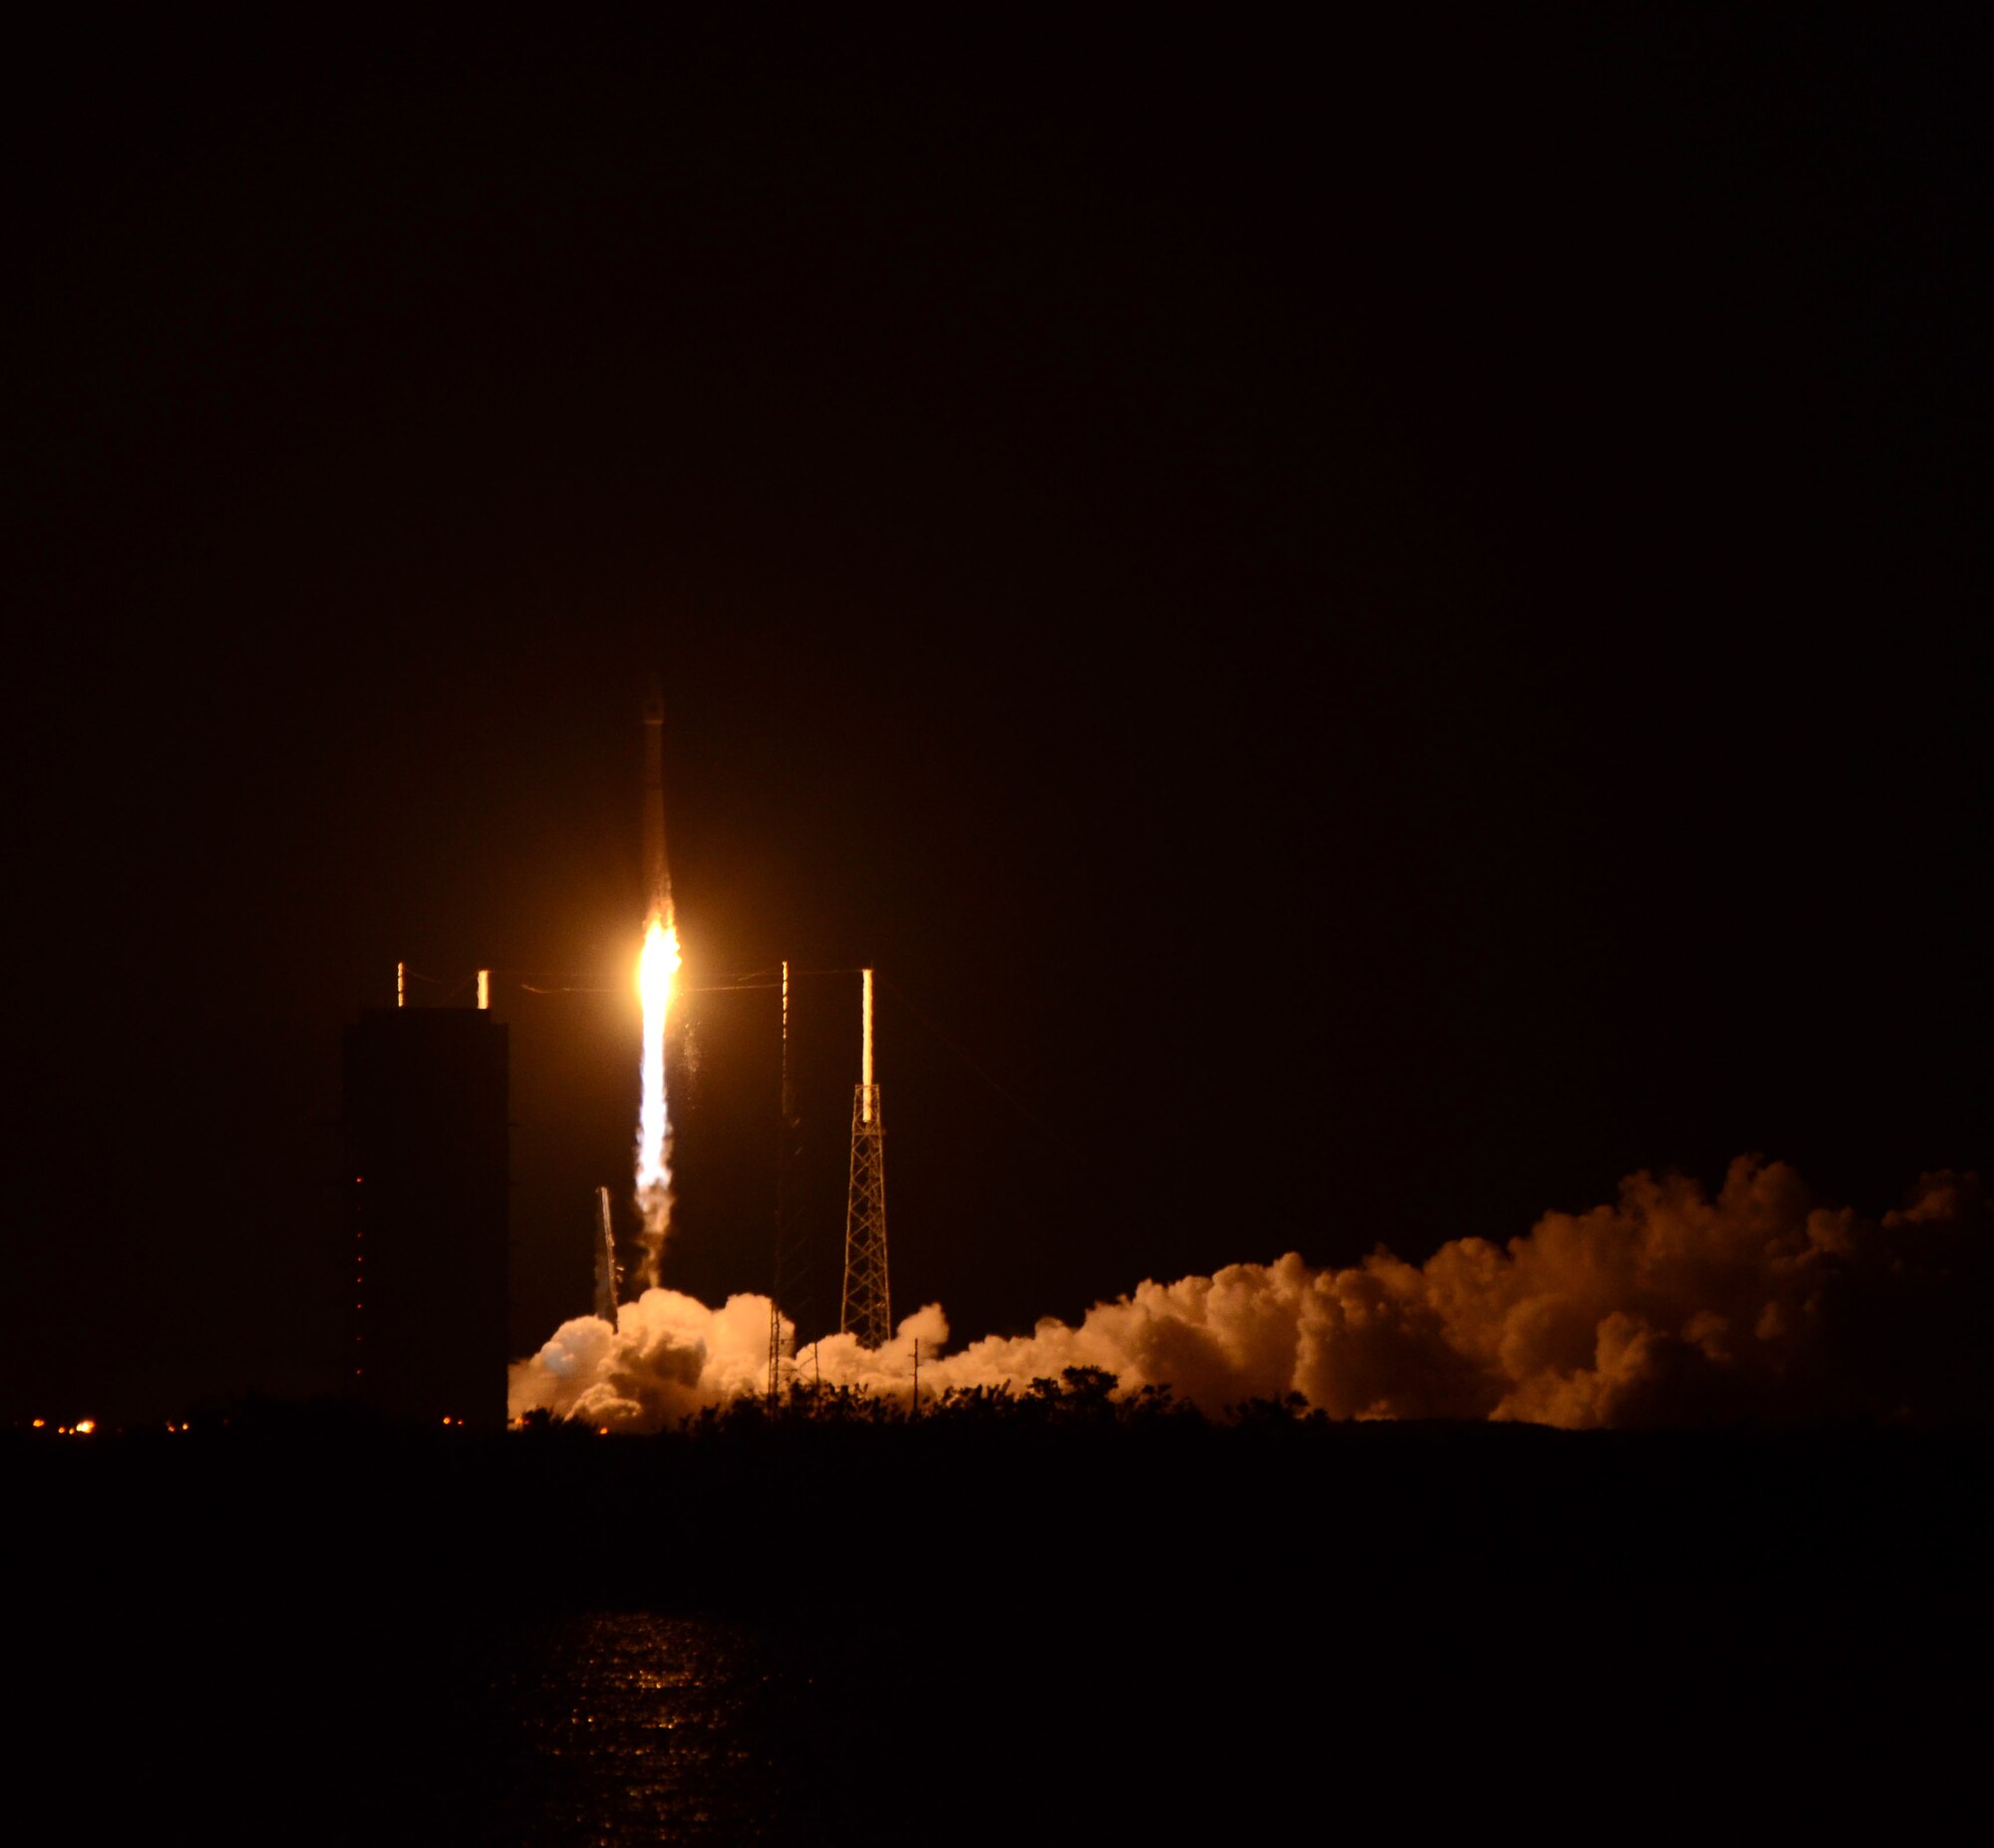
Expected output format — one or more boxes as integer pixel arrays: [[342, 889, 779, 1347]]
[[839, 967, 891, 1347]]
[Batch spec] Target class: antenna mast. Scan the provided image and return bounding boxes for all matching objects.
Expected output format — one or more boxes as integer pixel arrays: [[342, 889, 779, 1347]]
[[768, 960, 810, 1399]]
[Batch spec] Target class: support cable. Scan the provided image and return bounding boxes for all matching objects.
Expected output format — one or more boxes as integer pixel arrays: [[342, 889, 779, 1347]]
[[875, 974, 1067, 1149]]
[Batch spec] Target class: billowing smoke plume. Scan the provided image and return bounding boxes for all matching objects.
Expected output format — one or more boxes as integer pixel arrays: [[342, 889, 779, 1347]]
[[510, 1159, 1991, 1430]]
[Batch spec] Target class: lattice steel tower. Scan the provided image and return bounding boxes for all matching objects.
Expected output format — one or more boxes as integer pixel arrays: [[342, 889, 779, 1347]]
[[839, 967, 890, 1347]]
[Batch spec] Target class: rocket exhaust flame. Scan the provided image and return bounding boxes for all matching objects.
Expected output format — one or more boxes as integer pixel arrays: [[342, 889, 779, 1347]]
[[635, 909, 681, 1286]]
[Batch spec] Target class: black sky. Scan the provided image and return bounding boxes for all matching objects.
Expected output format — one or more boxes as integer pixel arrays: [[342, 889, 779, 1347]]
[[6, 9, 1988, 1419]]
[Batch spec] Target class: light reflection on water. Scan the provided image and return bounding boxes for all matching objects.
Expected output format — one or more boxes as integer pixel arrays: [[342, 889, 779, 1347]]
[[490, 1613, 801, 1844]]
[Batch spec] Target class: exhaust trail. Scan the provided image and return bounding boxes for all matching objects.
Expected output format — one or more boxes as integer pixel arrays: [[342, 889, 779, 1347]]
[[635, 909, 681, 1283], [634, 687, 680, 1286]]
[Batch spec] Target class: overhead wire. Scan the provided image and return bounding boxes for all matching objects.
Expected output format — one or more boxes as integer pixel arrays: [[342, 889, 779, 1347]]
[[388, 955, 1071, 1163], [491, 964, 859, 998], [875, 972, 1068, 1149]]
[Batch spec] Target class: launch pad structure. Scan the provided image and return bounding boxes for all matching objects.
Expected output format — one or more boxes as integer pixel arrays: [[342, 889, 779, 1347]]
[[767, 960, 892, 1392], [839, 967, 891, 1349], [513, 693, 896, 1387], [354, 694, 905, 1418]]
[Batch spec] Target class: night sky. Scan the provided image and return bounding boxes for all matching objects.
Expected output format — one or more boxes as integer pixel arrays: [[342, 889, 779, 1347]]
[[8, 10, 1987, 1421]]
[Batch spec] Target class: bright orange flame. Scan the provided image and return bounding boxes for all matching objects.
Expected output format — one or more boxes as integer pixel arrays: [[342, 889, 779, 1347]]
[[635, 915, 681, 1214], [75, 1419, 96, 1435], [637, 916, 681, 1014]]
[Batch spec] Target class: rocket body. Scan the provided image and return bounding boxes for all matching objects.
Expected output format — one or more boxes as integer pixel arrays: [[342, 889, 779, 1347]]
[[642, 691, 672, 924]]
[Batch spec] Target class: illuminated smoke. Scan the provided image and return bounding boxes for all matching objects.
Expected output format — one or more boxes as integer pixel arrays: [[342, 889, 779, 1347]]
[[514, 1289, 773, 1431], [511, 1159, 1990, 1430], [633, 909, 682, 1287]]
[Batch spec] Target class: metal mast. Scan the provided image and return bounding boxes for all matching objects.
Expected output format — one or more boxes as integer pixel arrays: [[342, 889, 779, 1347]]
[[768, 961, 810, 1399], [839, 967, 890, 1347]]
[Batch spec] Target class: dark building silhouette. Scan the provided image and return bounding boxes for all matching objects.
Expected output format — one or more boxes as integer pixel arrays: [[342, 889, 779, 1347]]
[[343, 1008, 509, 1426]]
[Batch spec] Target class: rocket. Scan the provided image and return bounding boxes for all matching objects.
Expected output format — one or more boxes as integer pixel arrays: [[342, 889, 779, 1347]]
[[642, 683, 673, 925]]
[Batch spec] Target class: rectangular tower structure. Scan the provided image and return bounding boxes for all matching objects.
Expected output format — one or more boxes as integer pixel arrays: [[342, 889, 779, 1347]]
[[343, 1008, 509, 1426]]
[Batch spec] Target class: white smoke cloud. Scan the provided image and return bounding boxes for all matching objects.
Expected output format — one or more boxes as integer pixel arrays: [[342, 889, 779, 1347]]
[[509, 1159, 1990, 1431]]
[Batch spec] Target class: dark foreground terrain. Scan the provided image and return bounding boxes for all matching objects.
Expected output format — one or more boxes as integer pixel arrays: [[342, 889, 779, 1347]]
[[15, 1391, 1989, 1842]]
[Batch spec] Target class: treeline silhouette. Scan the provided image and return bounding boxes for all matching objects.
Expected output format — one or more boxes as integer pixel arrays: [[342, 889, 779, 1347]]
[[519, 1363, 1299, 1434]]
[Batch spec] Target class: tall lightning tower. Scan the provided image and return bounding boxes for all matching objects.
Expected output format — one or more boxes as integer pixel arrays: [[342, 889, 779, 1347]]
[[839, 967, 890, 1347]]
